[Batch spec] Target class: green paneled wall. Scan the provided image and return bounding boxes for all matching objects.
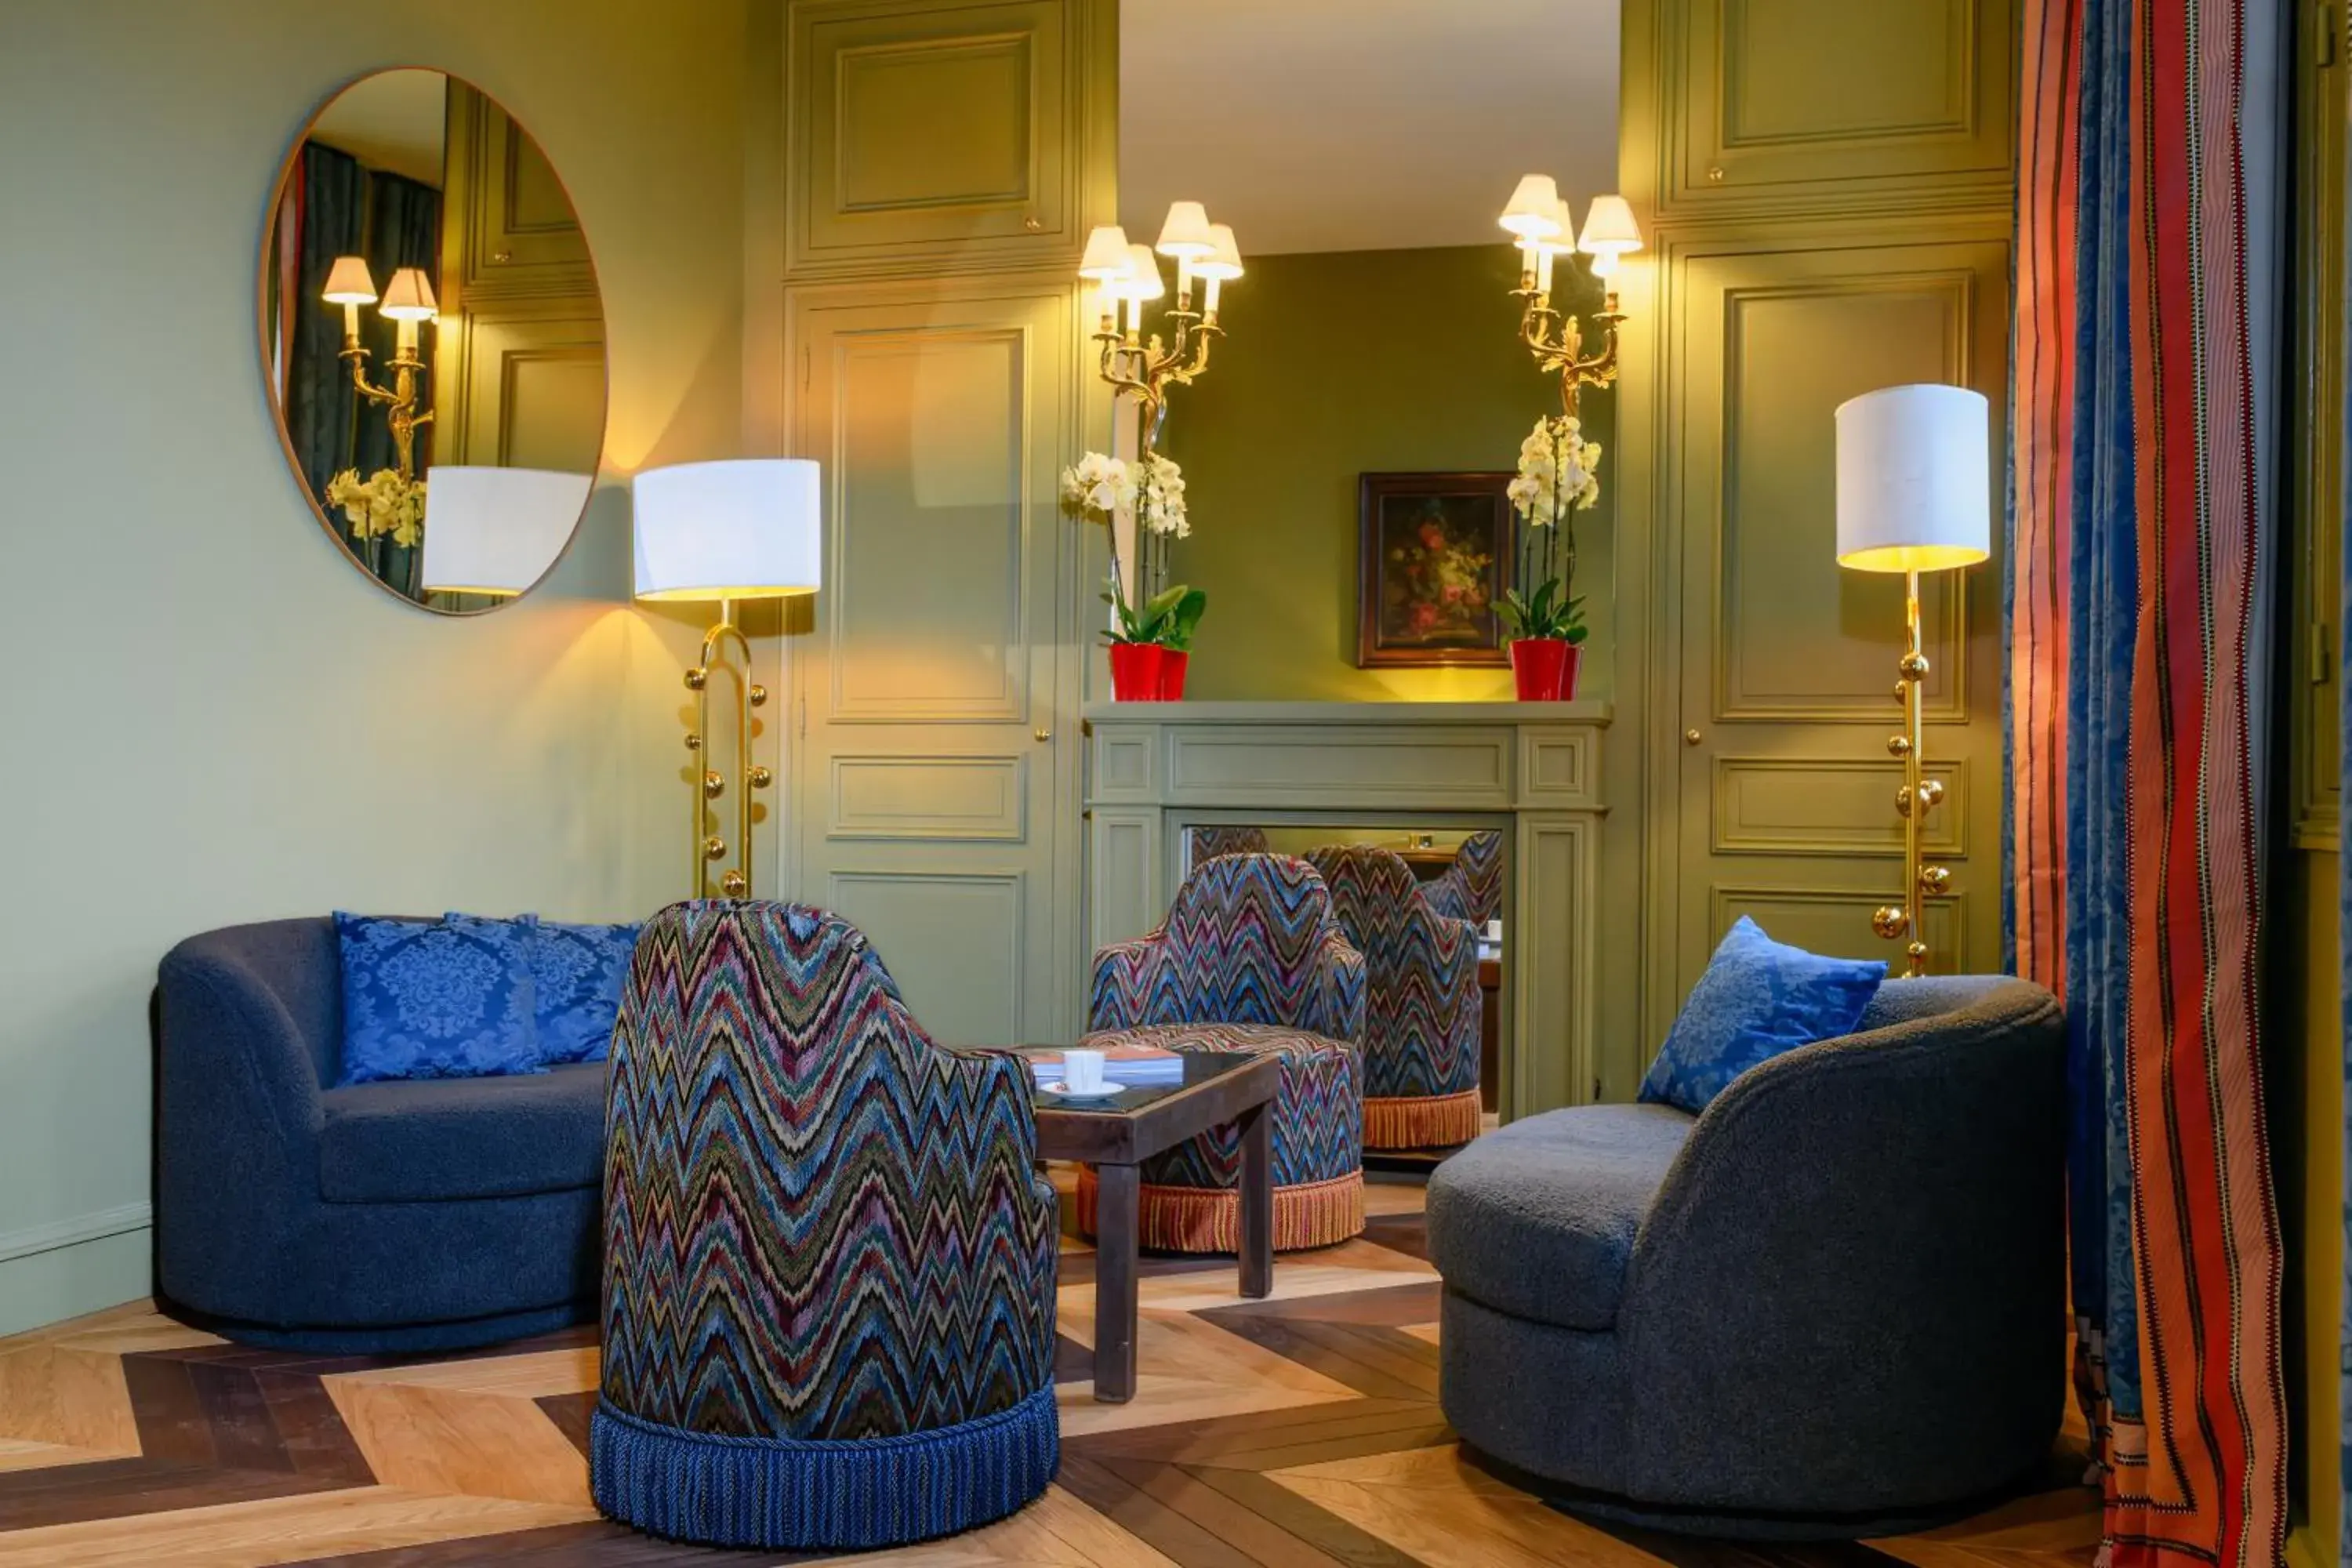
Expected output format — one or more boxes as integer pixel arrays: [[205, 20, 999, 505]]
[[1162, 245, 1617, 702]]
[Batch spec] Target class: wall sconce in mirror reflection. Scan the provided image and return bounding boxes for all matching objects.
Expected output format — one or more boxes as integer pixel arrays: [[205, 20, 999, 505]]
[[1833, 384, 1991, 978], [262, 67, 608, 615], [633, 460, 823, 900], [1497, 176, 1643, 419]]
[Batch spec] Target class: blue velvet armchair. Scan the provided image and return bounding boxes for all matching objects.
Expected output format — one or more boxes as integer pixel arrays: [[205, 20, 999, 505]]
[[154, 917, 606, 1352]]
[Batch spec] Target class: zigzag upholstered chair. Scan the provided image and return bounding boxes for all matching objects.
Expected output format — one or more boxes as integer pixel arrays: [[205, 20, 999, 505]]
[[1079, 854, 1368, 1252], [1423, 829, 1504, 927], [1185, 824, 1270, 871], [593, 902, 1059, 1551], [1304, 844, 1483, 1149]]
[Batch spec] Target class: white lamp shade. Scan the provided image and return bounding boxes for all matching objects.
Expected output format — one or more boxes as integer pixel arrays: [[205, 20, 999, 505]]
[[1194, 223, 1243, 281], [1835, 384, 1991, 573], [321, 255, 378, 305], [378, 266, 437, 321], [1537, 198, 1579, 256], [1499, 174, 1563, 238], [418, 466, 596, 596], [1078, 224, 1131, 281], [1577, 194, 1643, 256], [1118, 242, 1164, 300], [633, 459, 822, 601], [1155, 200, 1215, 258]]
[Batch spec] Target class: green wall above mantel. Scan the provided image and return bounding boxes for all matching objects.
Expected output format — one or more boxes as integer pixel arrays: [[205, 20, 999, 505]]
[[1162, 243, 1617, 703]]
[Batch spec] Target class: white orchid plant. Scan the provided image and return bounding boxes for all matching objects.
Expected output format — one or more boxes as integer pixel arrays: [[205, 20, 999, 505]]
[[1059, 451, 1206, 649], [325, 467, 427, 548], [1499, 414, 1601, 644]]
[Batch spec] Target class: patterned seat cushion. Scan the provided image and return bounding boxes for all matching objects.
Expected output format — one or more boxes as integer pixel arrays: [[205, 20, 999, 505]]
[[1080, 1022, 1360, 1192]]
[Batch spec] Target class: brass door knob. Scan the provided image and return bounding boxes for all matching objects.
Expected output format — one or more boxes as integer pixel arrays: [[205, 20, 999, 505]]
[[1033, 728, 1053, 743], [1684, 728, 1703, 746]]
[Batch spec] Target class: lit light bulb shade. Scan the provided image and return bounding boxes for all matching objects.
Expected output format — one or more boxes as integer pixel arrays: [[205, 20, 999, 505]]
[[633, 458, 822, 601], [1834, 384, 1991, 573], [1078, 224, 1132, 281], [321, 255, 379, 305], [1577, 194, 1643, 256], [1537, 198, 1578, 256], [1155, 200, 1215, 257], [1118, 242, 1165, 300], [1499, 173, 1563, 238], [378, 266, 439, 321], [418, 466, 597, 596], [1193, 223, 1243, 281]]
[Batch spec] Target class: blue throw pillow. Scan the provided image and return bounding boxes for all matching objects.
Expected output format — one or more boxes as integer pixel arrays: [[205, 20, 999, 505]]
[[522, 916, 642, 1065], [1638, 916, 1886, 1114], [334, 913, 542, 1086]]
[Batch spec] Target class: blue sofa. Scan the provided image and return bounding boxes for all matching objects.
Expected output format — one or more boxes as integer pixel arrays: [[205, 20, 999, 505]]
[[155, 917, 605, 1352], [1427, 975, 2067, 1537]]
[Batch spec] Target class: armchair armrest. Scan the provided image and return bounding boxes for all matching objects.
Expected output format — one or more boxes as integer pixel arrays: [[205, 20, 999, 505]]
[[1293, 929, 1367, 1044], [1087, 935, 1165, 1031]]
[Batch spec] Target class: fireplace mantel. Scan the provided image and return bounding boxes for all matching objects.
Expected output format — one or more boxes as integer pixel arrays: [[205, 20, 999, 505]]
[[1082, 699, 1610, 1116]]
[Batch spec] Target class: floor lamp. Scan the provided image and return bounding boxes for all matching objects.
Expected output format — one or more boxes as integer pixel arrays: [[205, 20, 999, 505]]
[[1833, 384, 1990, 978], [633, 459, 822, 900]]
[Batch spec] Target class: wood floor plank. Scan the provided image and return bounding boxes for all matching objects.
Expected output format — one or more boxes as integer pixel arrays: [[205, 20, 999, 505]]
[[0, 1455, 356, 1531], [283, 1518, 793, 1564], [321, 1377, 591, 1506], [0, 1340, 142, 1454], [0, 1439, 115, 1475], [1053, 1453, 1261, 1568], [0, 1485, 594, 1568]]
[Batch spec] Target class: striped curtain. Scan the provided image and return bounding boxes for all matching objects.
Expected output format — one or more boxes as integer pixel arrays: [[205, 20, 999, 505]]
[[2009, 1, 2285, 1565]]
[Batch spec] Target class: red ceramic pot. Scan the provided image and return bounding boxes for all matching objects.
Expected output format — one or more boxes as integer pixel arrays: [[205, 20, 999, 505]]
[[1108, 641, 1167, 701], [1509, 637, 1581, 701], [1158, 648, 1190, 700]]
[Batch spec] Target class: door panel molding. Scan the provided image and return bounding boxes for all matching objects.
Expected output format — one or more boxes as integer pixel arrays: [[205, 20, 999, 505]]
[[1712, 754, 1966, 857]]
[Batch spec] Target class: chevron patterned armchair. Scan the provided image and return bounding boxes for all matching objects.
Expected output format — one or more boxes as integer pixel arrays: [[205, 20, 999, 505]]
[[1423, 829, 1504, 927], [1079, 854, 1368, 1253], [1305, 844, 1483, 1149], [593, 902, 1059, 1552]]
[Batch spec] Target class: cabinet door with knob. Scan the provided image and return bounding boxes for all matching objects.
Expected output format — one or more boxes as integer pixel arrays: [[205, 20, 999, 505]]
[[786, 0, 1112, 279]]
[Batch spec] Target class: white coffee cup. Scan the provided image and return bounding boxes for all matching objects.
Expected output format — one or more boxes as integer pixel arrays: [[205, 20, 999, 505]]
[[1063, 1048, 1108, 1094]]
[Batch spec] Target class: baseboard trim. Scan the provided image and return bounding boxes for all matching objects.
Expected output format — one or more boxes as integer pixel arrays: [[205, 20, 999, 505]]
[[0, 1203, 151, 1266]]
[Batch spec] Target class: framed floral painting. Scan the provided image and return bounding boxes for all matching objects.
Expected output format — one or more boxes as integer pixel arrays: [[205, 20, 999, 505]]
[[1356, 472, 1512, 667]]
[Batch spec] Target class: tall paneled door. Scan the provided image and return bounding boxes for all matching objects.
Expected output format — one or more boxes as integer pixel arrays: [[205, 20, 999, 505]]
[[786, 277, 1083, 1044], [1666, 233, 2010, 989]]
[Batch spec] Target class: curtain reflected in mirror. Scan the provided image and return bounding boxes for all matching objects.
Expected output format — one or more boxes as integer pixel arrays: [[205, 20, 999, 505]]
[[260, 69, 607, 615]]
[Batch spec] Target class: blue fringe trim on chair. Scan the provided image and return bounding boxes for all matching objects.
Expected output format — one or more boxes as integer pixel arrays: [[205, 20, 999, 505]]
[[590, 1383, 1059, 1550]]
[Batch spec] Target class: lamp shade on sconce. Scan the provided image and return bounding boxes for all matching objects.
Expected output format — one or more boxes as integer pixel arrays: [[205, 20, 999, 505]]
[[1078, 225, 1131, 281], [419, 466, 597, 597], [1499, 174, 1563, 238], [378, 267, 438, 321], [321, 256, 378, 304], [1539, 199, 1578, 256], [1835, 384, 1991, 573], [1156, 201, 1215, 258], [1196, 224, 1244, 281], [1577, 195, 1644, 256], [633, 459, 822, 602], [1119, 243, 1165, 300]]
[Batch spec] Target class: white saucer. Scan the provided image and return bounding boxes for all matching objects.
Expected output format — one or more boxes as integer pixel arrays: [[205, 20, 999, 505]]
[[1040, 1080, 1123, 1103]]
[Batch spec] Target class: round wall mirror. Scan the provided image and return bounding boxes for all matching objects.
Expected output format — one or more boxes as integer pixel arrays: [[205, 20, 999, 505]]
[[260, 69, 608, 614]]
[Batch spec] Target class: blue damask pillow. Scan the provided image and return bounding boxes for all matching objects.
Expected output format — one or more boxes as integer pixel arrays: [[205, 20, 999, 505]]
[[1638, 916, 1886, 1114], [522, 916, 642, 1065], [334, 913, 542, 1086]]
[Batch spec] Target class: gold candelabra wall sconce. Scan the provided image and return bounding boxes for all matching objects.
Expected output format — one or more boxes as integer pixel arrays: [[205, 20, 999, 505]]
[[1495, 177, 1643, 419], [1077, 204, 1243, 587], [321, 256, 439, 479]]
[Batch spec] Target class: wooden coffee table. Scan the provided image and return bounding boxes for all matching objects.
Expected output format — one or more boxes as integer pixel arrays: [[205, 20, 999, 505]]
[[1022, 1049, 1280, 1403]]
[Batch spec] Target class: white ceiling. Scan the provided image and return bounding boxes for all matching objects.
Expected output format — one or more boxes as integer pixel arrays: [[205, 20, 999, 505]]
[[310, 69, 448, 190], [1120, 0, 1620, 257]]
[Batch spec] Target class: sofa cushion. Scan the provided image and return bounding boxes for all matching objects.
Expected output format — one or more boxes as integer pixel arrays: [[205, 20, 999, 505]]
[[333, 913, 542, 1085], [1426, 1104, 1693, 1330], [1637, 916, 1884, 1113], [318, 1063, 606, 1203], [525, 917, 642, 1065]]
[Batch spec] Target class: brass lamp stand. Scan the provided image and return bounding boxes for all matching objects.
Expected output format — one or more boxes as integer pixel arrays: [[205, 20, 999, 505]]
[[683, 601, 772, 900], [1833, 384, 1991, 978], [1872, 572, 1948, 977]]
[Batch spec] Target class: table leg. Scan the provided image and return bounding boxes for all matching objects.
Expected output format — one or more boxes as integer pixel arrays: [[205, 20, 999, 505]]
[[1093, 1161, 1140, 1403], [1237, 1101, 1273, 1299]]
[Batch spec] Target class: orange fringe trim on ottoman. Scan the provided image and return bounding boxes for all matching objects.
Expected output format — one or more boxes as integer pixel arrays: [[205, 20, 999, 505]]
[[1363, 1087, 1484, 1150], [1075, 1167, 1365, 1254]]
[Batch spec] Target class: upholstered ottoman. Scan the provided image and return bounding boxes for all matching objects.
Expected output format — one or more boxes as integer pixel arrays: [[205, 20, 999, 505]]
[[1074, 1022, 1364, 1251], [1076, 854, 1368, 1254]]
